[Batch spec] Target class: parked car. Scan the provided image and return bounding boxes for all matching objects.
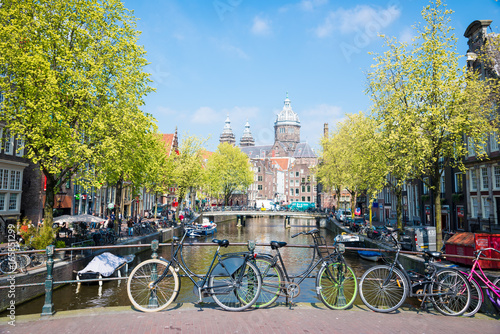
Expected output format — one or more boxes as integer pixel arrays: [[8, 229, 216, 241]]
[[350, 217, 365, 232], [335, 210, 352, 222]]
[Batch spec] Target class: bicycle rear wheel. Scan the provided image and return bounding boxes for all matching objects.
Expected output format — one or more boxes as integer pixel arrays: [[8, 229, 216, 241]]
[[490, 278, 500, 312], [317, 262, 358, 310], [30, 253, 46, 268], [127, 259, 179, 312], [463, 274, 483, 317], [0, 258, 17, 274], [359, 265, 407, 313], [431, 269, 470, 316], [254, 256, 283, 308], [209, 260, 262, 311]]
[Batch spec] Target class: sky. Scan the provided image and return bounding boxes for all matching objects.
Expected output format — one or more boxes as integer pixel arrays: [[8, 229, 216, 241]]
[[121, 0, 500, 152]]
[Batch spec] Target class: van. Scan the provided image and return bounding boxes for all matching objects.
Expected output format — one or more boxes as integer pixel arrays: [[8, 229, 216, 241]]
[[336, 209, 351, 222]]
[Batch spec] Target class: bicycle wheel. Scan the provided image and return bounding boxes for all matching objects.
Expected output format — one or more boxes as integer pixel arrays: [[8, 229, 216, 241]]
[[463, 274, 483, 317], [488, 278, 500, 312], [431, 269, 470, 316], [317, 262, 358, 310], [359, 265, 408, 313], [30, 253, 47, 268], [17, 254, 31, 272], [254, 257, 283, 308], [127, 259, 179, 312], [209, 260, 262, 311], [0, 258, 17, 274]]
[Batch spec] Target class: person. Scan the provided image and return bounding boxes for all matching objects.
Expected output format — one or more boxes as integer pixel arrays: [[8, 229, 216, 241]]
[[60, 222, 72, 238], [107, 217, 114, 231], [127, 219, 133, 236]]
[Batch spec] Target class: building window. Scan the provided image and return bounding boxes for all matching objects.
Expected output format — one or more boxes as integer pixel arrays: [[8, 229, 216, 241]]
[[2, 169, 9, 190], [301, 196, 305, 201], [470, 197, 479, 218], [491, 132, 499, 152], [295, 180, 299, 185], [15, 138, 24, 157], [295, 188, 299, 194], [440, 175, 445, 194], [258, 176, 263, 182], [494, 166, 500, 190], [258, 167, 261, 173], [307, 185, 311, 192], [481, 196, 491, 218], [307, 196, 311, 202], [481, 167, 488, 191], [258, 185, 263, 190], [423, 178, 429, 194], [290, 189, 293, 196], [467, 137, 474, 157], [0, 193, 4, 210], [295, 171, 299, 177], [470, 169, 477, 191], [454, 172, 463, 193], [3, 130, 13, 155], [8, 193, 17, 211], [301, 186, 305, 192]]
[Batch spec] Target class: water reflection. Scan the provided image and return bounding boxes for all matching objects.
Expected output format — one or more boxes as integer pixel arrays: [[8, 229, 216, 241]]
[[10, 216, 375, 315]]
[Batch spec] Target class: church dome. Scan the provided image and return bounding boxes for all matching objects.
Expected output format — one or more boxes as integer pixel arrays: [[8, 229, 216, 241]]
[[274, 92, 300, 126]]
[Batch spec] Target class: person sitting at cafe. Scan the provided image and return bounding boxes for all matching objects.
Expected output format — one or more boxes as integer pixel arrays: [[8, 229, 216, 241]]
[[59, 222, 72, 238]]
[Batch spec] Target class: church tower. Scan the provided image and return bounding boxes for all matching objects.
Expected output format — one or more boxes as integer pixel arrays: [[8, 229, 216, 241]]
[[239, 120, 255, 147], [219, 115, 236, 145], [274, 92, 300, 154]]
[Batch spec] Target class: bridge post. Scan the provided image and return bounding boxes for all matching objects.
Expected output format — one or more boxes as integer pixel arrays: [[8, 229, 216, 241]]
[[285, 216, 291, 229], [151, 240, 159, 259], [41, 245, 55, 316], [242, 216, 246, 227], [237, 215, 242, 228]]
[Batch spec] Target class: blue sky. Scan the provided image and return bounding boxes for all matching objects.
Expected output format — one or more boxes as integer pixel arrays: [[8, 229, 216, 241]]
[[121, 0, 500, 151]]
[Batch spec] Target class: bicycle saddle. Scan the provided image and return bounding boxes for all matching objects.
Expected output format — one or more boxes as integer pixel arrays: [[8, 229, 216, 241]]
[[212, 239, 229, 248], [172, 236, 180, 242], [424, 250, 442, 259], [270, 241, 287, 249]]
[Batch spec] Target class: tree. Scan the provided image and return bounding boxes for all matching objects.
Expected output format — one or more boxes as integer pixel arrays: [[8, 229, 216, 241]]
[[366, 0, 498, 249], [0, 0, 153, 244], [205, 142, 254, 206], [170, 135, 206, 221]]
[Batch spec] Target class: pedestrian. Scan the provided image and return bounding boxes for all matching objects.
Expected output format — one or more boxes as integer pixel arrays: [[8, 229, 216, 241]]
[[127, 219, 133, 236]]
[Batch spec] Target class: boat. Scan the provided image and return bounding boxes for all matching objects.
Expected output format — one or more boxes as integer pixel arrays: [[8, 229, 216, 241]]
[[357, 250, 382, 262], [75, 252, 135, 284], [335, 233, 361, 248], [196, 222, 217, 235]]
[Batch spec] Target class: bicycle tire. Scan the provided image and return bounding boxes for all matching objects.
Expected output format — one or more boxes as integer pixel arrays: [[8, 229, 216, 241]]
[[254, 256, 283, 308], [317, 262, 358, 310], [463, 274, 483, 317], [431, 269, 470, 316], [127, 259, 179, 312], [359, 265, 408, 313], [209, 260, 262, 311], [30, 253, 46, 268], [17, 254, 31, 272], [488, 278, 500, 312], [0, 258, 17, 274]]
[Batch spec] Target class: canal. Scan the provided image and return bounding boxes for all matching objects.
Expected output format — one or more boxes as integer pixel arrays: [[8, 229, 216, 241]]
[[11, 216, 379, 315]]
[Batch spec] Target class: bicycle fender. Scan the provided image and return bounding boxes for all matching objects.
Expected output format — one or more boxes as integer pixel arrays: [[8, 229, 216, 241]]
[[211, 256, 245, 277]]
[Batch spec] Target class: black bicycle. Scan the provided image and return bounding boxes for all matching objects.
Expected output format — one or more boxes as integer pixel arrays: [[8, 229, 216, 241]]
[[358, 229, 471, 316], [253, 228, 358, 309], [127, 229, 262, 312]]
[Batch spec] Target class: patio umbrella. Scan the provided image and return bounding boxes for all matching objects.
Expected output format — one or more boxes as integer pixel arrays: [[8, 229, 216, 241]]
[[53, 214, 103, 223]]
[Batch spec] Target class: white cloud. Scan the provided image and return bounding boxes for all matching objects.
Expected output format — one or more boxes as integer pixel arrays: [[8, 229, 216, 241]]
[[300, 0, 328, 12], [215, 40, 250, 60], [192, 107, 220, 124], [315, 4, 401, 38], [251, 16, 271, 36], [399, 27, 414, 44]]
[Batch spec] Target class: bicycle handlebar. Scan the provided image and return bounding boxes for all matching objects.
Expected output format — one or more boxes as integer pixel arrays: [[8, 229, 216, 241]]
[[475, 247, 500, 258], [291, 228, 320, 238]]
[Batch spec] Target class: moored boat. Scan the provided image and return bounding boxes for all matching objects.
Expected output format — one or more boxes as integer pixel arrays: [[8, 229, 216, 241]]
[[357, 250, 382, 262]]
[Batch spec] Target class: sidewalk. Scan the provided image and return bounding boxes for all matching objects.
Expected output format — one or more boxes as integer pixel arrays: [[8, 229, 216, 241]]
[[1, 303, 498, 334]]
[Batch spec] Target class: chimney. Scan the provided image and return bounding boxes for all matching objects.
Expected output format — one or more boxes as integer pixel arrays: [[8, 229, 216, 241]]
[[324, 123, 329, 138]]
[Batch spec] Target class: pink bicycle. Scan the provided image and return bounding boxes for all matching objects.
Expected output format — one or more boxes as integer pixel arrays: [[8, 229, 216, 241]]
[[462, 247, 500, 317]]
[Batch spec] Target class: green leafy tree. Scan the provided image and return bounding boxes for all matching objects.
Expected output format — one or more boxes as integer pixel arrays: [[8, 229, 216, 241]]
[[170, 135, 206, 221], [205, 142, 254, 206], [0, 0, 152, 242], [366, 0, 498, 249]]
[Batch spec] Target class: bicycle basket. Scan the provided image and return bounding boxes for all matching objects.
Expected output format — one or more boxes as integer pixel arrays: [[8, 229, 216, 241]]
[[312, 233, 331, 259], [380, 246, 396, 264]]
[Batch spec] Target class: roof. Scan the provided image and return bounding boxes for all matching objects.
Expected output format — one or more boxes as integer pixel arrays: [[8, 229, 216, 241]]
[[446, 232, 474, 247], [271, 158, 290, 171], [293, 142, 317, 158], [241, 145, 273, 159], [161, 133, 175, 156]]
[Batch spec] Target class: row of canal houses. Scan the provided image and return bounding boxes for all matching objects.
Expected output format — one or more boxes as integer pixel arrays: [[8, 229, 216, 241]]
[[351, 20, 500, 235]]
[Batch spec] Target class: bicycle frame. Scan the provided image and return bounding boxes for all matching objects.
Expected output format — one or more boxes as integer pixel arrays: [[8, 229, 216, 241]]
[[465, 248, 500, 308]]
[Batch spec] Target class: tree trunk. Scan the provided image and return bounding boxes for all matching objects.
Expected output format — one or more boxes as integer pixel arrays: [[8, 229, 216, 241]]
[[434, 188, 443, 251], [43, 174, 56, 225], [395, 185, 403, 230]]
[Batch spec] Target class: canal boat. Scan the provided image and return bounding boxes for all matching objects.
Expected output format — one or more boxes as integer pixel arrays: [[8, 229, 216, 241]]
[[357, 250, 382, 262], [75, 252, 135, 283], [335, 233, 361, 248]]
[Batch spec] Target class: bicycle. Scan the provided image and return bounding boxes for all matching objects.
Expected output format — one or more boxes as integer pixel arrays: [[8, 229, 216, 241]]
[[127, 229, 262, 312], [461, 247, 500, 317], [358, 229, 471, 316], [0, 247, 30, 274], [253, 228, 358, 310]]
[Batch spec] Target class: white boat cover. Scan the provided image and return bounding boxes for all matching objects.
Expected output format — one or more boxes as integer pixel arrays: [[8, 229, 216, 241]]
[[78, 252, 128, 277]]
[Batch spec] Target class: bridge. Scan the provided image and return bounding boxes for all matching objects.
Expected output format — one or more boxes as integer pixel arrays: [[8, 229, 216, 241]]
[[201, 210, 327, 219]]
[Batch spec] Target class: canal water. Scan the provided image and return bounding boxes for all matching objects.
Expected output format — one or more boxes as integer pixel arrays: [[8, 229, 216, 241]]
[[11, 216, 379, 316]]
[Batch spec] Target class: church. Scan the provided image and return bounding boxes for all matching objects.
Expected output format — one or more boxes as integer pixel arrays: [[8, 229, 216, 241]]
[[219, 94, 318, 207]]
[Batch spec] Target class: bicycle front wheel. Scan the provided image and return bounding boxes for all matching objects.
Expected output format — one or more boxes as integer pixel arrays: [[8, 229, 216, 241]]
[[254, 257, 283, 308], [30, 253, 46, 268], [0, 258, 17, 274], [463, 274, 483, 317], [359, 265, 407, 313], [317, 262, 358, 310], [127, 259, 179, 312], [431, 269, 470, 316], [209, 260, 262, 311]]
